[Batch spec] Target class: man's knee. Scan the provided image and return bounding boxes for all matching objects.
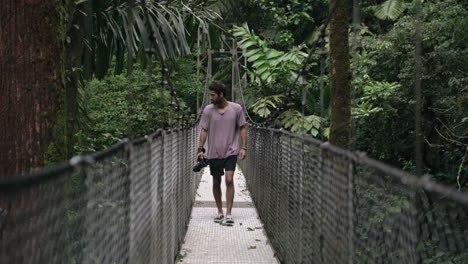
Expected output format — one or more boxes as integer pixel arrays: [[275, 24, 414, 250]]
[[225, 172, 234, 186], [213, 176, 222, 187], [225, 179, 234, 186]]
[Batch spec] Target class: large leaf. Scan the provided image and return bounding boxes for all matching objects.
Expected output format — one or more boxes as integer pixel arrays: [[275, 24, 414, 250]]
[[256, 65, 269, 76], [245, 48, 261, 57], [375, 0, 406, 20], [252, 59, 267, 69], [233, 24, 307, 84], [265, 49, 284, 59], [238, 39, 257, 49], [247, 53, 264, 63], [74, 0, 218, 79]]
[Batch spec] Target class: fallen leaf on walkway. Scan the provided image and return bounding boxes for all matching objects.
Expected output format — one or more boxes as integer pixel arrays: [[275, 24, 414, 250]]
[[176, 253, 186, 262], [248, 245, 257, 249], [247, 227, 254, 231], [255, 239, 261, 242], [255, 226, 262, 229]]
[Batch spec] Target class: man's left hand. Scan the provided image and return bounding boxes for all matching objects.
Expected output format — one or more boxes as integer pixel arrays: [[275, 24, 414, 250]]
[[239, 149, 247, 160]]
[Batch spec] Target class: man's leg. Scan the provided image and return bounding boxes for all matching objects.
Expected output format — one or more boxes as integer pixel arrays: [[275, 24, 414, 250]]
[[225, 170, 235, 216], [212, 175, 223, 215]]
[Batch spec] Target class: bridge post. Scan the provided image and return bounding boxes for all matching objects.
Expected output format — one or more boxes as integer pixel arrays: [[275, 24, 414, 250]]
[[128, 139, 153, 263], [319, 143, 354, 264], [150, 131, 166, 262]]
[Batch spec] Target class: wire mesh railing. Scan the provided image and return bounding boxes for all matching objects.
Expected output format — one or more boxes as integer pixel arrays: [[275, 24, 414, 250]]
[[0, 124, 201, 264], [239, 124, 468, 264]]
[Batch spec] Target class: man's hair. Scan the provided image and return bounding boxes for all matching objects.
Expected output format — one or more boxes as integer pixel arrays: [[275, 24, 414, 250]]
[[209, 81, 226, 97]]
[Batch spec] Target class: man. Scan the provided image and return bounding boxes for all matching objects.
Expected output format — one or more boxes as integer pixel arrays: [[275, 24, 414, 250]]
[[196, 81, 248, 225]]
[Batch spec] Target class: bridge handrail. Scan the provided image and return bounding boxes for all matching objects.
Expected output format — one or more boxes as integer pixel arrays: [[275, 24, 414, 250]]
[[240, 123, 468, 264]]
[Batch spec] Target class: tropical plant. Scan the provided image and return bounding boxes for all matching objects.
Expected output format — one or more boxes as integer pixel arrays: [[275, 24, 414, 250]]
[[250, 95, 284, 118], [61, 0, 219, 159], [275, 110, 324, 136], [87, 0, 218, 77], [248, 0, 327, 47], [232, 24, 308, 84], [374, 0, 406, 20], [352, 0, 468, 187], [76, 66, 180, 153]]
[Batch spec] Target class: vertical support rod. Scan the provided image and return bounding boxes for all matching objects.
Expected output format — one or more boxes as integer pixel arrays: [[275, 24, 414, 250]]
[[205, 50, 212, 106], [347, 160, 354, 264], [414, 0, 423, 176], [351, 0, 361, 151], [232, 38, 235, 102], [196, 26, 201, 115]]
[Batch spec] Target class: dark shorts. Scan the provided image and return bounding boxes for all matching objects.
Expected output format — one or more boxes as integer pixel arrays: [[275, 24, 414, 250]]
[[208, 155, 237, 177]]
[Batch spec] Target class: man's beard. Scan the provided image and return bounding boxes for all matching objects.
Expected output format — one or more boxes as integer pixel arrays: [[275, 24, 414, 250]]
[[211, 98, 222, 105]]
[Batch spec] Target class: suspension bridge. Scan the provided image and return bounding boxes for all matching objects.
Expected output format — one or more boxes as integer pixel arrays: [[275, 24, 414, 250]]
[[1, 60, 468, 263], [1, 106, 467, 263], [1, 8, 468, 263]]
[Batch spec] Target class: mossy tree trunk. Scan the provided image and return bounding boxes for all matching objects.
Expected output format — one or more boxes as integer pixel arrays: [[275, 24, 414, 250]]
[[329, 0, 352, 150], [0, 0, 65, 175], [0, 0, 66, 262]]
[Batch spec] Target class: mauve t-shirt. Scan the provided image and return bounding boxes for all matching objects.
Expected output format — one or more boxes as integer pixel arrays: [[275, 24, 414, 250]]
[[200, 102, 247, 159]]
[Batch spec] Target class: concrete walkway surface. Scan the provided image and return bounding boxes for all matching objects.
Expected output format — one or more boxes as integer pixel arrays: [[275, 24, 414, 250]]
[[177, 166, 279, 264]]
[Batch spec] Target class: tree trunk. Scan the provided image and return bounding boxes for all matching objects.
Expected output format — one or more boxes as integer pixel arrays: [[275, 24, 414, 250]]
[[329, 0, 352, 150], [0, 1, 65, 263], [0, 0, 65, 175]]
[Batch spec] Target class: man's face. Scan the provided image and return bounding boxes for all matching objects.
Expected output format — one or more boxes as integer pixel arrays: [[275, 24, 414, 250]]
[[210, 91, 223, 105]]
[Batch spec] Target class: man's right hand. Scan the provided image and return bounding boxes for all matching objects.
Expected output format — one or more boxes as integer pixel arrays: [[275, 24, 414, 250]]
[[196, 152, 204, 161]]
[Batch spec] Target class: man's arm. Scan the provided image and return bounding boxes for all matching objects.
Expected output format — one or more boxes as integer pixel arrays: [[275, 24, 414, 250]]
[[240, 126, 247, 148], [196, 128, 208, 160], [199, 128, 208, 149], [239, 126, 247, 160]]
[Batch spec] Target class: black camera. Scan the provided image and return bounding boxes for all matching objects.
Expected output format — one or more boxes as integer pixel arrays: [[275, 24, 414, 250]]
[[193, 156, 208, 172]]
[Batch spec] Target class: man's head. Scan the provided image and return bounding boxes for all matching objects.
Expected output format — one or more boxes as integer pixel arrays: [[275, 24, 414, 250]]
[[209, 81, 227, 105]]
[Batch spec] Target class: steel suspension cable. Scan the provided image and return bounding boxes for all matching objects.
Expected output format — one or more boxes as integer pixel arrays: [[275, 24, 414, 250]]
[[351, 0, 362, 150], [414, 0, 423, 176]]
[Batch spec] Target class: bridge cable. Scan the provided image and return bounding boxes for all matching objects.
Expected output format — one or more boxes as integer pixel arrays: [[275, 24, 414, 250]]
[[350, 0, 362, 150]]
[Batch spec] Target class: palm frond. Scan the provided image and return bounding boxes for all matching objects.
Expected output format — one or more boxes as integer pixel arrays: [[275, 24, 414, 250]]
[[375, 0, 406, 20]]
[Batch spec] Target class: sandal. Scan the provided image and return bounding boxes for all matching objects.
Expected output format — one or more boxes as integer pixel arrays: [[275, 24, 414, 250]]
[[214, 214, 224, 223], [225, 216, 234, 226]]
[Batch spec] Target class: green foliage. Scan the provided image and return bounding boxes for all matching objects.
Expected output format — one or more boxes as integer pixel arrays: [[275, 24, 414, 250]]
[[353, 79, 400, 118], [248, 0, 327, 47], [374, 0, 406, 20], [168, 57, 204, 117], [65, 0, 218, 79], [232, 24, 307, 84], [91, 1, 195, 77], [75, 62, 197, 154], [352, 1, 468, 187], [275, 109, 323, 136], [250, 95, 284, 118], [233, 23, 328, 138]]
